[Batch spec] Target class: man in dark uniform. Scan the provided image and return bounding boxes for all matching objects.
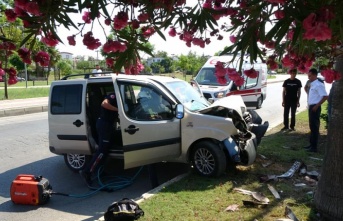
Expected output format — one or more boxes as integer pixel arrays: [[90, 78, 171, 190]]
[[281, 69, 302, 131], [80, 92, 118, 186]]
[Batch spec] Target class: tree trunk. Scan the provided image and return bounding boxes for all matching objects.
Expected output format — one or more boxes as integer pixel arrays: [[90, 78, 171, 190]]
[[314, 56, 343, 220]]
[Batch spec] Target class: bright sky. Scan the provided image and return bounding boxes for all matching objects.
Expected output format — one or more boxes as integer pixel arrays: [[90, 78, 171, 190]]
[[56, 2, 233, 59]]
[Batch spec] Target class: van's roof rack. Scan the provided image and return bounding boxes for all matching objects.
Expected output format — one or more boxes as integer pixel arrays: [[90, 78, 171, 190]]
[[61, 71, 115, 80]]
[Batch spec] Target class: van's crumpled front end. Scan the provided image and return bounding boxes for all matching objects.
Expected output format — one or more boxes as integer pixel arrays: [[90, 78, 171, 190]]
[[199, 96, 269, 166]]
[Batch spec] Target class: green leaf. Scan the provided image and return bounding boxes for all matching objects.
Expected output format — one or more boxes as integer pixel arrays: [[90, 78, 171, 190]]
[[155, 28, 166, 41]]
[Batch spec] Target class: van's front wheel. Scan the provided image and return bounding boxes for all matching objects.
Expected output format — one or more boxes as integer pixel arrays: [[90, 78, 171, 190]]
[[256, 96, 263, 109], [64, 154, 91, 172], [191, 141, 226, 177]]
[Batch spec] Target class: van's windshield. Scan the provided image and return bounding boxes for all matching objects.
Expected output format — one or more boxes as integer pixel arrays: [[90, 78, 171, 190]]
[[194, 68, 231, 86], [165, 81, 210, 112]]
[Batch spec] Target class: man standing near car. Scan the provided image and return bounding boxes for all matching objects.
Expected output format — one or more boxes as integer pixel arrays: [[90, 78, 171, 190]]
[[92, 64, 102, 77], [80, 92, 118, 186], [304, 68, 328, 152], [281, 69, 302, 131]]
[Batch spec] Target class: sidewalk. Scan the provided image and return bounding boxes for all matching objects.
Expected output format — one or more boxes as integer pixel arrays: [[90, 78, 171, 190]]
[[0, 97, 48, 117], [0, 75, 289, 118]]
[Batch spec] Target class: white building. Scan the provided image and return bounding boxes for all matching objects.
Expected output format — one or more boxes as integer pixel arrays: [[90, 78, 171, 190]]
[[146, 57, 164, 66], [60, 52, 73, 60]]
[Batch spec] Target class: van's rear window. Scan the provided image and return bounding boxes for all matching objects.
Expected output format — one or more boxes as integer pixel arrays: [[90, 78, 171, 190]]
[[51, 85, 83, 114]]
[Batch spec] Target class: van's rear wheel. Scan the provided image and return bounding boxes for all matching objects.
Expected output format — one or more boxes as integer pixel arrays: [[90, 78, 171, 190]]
[[64, 154, 91, 172], [256, 96, 263, 109], [191, 141, 226, 177]]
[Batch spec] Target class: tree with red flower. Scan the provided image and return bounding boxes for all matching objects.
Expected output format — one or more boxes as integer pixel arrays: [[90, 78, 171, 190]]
[[3, 1, 343, 218]]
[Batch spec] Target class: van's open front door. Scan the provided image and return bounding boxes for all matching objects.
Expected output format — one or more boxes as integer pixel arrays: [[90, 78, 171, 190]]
[[48, 80, 91, 155], [116, 79, 181, 169]]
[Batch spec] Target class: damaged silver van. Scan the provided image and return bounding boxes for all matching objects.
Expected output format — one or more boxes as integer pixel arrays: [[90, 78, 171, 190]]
[[48, 73, 268, 177]]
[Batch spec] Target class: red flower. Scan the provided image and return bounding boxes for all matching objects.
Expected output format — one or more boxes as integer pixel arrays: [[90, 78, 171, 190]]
[[265, 41, 275, 49], [25, 1, 41, 16], [82, 11, 92, 24], [5, 9, 17, 22], [286, 29, 294, 40], [266, 56, 278, 70], [0, 68, 5, 76], [192, 38, 205, 48], [274, 10, 285, 19], [217, 76, 227, 85], [131, 19, 140, 29], [14, 6, 27, 17], [168, 27, 177, 37], [141, 26, 155, 38], [34, 51, 50, 66], [7, 67, 17, 76], [0, 41, 16, 51], [244, 68, 258, 78], [106, 58, 115, 68], [8, 75, 18, 85], [113, 11, 129, 30], [124, 59, 144, 75], [138, 13, 149, 22], [297, 64, 309, 74], [104, 18, 112, 26], [182, 31, 193, 41], [303, 13, 332, 41], [41, 32, 59, 47], [265, 0, 286, 4], [227, 68, 241, 81], [229, 35, 236, 43], [103, 40, 127, 53], [214, 62, 226, 77], [82, 32, 101, 50], [18, 48, 32, 64], [202, 1, 212, 9], [322, 69, 341, 83], [67, 35, 76, 46], [234, 77, 245, 87]]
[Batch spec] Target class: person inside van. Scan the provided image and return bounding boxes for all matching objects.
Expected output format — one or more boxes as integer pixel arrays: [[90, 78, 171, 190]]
[[204, 71, 217, 83], [137, 87, 171, 119], [79, 92, 118, 187]]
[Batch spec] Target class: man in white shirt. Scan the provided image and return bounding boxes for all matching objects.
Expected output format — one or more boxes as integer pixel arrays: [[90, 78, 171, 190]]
[[305, 68, 328, 152], [92, 64, 102, 77]]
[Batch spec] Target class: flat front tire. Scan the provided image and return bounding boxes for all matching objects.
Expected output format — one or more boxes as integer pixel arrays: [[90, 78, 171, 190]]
[[64, 154, 91, 172], [191, 141, 226, 177]]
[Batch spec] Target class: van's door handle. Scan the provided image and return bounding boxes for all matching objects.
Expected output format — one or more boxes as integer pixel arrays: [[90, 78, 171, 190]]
[[73, 119, 84, 127], [124, 125, 139, 135]]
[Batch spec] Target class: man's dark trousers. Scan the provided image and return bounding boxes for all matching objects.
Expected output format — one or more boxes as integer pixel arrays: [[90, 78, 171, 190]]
[[308, 104, 321, 149], [86, 118, 113, 173], [284, 102, 297, 129]]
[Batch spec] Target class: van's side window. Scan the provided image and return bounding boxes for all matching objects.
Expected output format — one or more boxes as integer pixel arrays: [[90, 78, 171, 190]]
[[243, 74, 259, 89], [51, 85, 83, 114], [118, 82, 173, 121]]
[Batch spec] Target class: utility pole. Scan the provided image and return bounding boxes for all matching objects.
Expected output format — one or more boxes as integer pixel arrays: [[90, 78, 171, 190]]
[[96, 50, 99, 62]]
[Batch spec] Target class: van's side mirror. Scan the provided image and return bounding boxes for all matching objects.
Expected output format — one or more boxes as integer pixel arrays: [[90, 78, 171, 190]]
[[175, 104, 184, 119], [208, 98, 214, 104]]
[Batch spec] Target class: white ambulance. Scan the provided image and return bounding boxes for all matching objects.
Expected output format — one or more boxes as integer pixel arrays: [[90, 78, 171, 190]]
[[195, 55, 268, 109]]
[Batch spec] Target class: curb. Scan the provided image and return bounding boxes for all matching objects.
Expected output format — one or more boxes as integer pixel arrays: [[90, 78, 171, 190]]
[[0, 105, 48, 118]]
